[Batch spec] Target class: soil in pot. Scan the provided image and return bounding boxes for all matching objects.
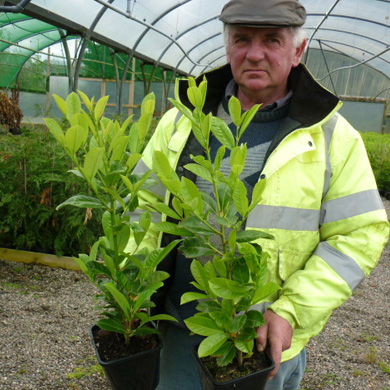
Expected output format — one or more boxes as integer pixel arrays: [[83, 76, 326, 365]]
[[91, 325, 162, 390], [196, 348, 274, 390], [201, 349, 272, 383], [93, 327, 160, 362]]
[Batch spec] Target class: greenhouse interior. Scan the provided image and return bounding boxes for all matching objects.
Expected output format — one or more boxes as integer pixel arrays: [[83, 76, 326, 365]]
[[0, 0, 390, 131], [1, 1, 390, 390]]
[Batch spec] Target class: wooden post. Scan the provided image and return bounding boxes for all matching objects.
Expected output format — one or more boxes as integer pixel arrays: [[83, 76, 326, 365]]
[[0, 248, 81, 271]]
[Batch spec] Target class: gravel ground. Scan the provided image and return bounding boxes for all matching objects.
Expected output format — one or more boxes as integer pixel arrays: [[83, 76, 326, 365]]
[[0, 199, 389, 390]]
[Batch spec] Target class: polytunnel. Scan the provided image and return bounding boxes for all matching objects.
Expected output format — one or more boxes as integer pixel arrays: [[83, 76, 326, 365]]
[[1, 0, 390, 131]]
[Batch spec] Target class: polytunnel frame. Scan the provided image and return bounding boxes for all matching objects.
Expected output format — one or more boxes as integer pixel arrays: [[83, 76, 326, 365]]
[[1, 0, 390, 117]]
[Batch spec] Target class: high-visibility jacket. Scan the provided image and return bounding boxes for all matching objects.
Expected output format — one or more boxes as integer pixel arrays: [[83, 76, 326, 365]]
[[134, 63, 390, 362]]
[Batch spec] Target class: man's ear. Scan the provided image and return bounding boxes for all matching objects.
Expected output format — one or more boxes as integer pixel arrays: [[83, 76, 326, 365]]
[[292, 39, 307, 67]]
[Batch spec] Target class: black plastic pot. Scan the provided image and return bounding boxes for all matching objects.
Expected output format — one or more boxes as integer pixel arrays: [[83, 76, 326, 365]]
[[195, 348, 274, 390], [90, 325, 162, 390]]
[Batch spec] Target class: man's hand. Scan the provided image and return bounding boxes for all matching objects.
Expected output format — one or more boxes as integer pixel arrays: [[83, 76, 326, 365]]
[[256, 310, 293, 379]]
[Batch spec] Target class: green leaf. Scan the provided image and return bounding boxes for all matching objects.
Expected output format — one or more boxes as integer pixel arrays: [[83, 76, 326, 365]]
[[209, 311, 230, 329], [184, 163, 212, 182], [213, 257, 228, 278], [160, 177, 182, 196], [148, 314, 178, 323], [56, 195, 105, 210], [65, 125, 88, 155], [153, 151, 177, 180], [133, 289, 155, 313], [230, 144, 247, 177], [214, 145, 226, 171], [251, 282, 281, 305], [120, 114, 134, 133], [172, 197, 183, 217], [198, 333, 229, 358], [234, 339, 254, 353], [83, 147, 104, 181], [181, 292, 209, 304], [145, 239, 181, 269], [141, 92, 156, 116], [237, 328, 257, 343], [181, 237, 215, 258], [151, 202, 181, 220], [236, 229, 274, 243], [202, 192, 217, 214], [239, 104, 261, 139], [188, 86, 203, 109], [138, 113, 152, 140], [168, 98, 193, 121], [191, 155, 213, 170], [196, 300, 221, 313], [104, 282, 132, 318], [234, 180, 248, 217], [116, 223, 131, 253], [185, 315, 222, 336], [209, 277, 253, 299], [77, 90, 92, 112], [181, 177, 203, 214], [53, 94, 68, 116], [110, 136, 128, 163], [228, 96, 242, 127], [216, 342, 236, 367], [126, 153, 142, 171], [228, 314, 247, 333], [95, 95, 110, 121], [66, 92, 81, 120], [233, 257, 250, 284], [211, 117, 235, 150], [251, 176, 267, 205], [180, 216, 214, 236], [97, 319, 125, 334], [190, 259, 209, 291], [245, 310, 265, 328], [102, 211, 113, 240], [154, 221, 192, 236], [44, 118, 65, 145]]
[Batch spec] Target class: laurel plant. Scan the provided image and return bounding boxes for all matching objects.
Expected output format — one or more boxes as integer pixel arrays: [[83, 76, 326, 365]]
[[44, 91, 179, 346], [152, 77, 280, 367]]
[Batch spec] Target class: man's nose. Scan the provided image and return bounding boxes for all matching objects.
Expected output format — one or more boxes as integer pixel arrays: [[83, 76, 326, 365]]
[[246, 42, 265, 62]]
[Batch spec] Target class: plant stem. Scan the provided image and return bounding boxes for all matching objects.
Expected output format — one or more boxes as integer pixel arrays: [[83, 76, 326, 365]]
[[237, 349, 243, 366]]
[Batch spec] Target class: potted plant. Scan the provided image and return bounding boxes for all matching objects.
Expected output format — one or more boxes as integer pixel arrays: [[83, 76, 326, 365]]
[[151, 77, 279, 389], [44, 91, 179, 390]]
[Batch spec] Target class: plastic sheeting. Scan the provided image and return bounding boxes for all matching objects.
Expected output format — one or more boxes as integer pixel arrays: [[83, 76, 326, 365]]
[[1, 0, 390, 93]]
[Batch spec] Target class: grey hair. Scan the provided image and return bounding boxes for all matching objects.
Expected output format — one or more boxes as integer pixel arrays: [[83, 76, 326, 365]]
[[223, 23, 307, 49]]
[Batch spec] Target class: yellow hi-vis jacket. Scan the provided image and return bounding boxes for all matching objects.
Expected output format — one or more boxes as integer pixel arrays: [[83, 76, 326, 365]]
[[134, 63, 390, 362]]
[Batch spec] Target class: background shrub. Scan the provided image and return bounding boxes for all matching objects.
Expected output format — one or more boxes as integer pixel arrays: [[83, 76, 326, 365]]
[[0, 125, 103, 256], [360, 132, 390, 198], [0, 126, 388, 257]]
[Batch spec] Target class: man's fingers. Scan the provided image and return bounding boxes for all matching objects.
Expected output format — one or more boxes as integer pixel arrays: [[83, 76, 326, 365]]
[[268, 337, 283, 379], [256, 323, 268, 352]]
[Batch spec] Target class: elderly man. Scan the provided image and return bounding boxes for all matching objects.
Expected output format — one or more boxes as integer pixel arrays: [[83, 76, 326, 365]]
[[140, 0, 390, 389]]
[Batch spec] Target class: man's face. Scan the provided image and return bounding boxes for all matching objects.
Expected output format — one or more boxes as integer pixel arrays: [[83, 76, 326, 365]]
[[226, 25, 306, 107]]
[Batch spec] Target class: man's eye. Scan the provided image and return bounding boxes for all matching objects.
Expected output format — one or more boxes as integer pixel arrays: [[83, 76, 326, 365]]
[[268, 38, 281, 44]]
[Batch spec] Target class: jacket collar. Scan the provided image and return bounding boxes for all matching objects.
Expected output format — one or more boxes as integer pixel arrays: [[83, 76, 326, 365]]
[[177, 63, 340, 128]]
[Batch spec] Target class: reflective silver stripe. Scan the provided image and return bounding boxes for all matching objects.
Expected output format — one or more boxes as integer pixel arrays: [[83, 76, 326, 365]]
[[314, 241, 365, 291], [133, 159, 166, 199], [321, 189, 384, 225], [246, 204, 320, 231], [322, 114, 338, 200]]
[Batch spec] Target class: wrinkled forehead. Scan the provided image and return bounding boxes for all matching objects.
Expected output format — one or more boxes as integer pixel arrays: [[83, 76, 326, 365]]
[[227, 24, 292, 39]]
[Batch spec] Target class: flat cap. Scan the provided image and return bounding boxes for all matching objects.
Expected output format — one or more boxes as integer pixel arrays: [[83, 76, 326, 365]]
[[219, 0, 306, 27]]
